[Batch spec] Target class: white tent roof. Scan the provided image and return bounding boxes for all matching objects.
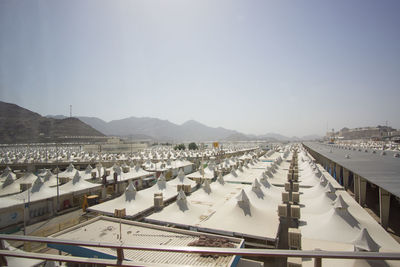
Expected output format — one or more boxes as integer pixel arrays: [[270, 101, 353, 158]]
[[353, 228, 381, 252], [199, 185, 280, 240], [0, 169, 16, 184], [1, 173, 14, 188], [89, 176, 177, 218], [147, 183, 280, 241], [6, 177, 57, 205], [59, 171, 102, 194], [38, 169, 59, 187], [58, 164, 77, 178], [88, 180, 152, 218], [106, 165, 152, 182], [186, 166, 215, 180], [17, 172, 38, 184], [167, 171, 197, 188]]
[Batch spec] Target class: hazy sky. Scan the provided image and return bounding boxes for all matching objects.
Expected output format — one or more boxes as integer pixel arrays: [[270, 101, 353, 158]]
[[1, 0, 399, 137]]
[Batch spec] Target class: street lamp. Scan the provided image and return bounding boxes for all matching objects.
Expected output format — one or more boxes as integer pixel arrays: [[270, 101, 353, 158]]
[[56, 142, 60, 213]]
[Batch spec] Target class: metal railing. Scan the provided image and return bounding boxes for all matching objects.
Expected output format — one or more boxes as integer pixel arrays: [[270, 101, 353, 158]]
[[1, 234, 400, 267]]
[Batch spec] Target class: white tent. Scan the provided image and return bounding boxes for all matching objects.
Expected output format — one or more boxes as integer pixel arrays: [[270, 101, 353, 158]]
[[58, 163, 77, 179], [147, 182, 280, 241], [167, 169, 197, 189], [89, 174, 177, 218], [11, 177, 57, 203], [0, 167, 16, 185], [59, 171, 102, 195], [38, 169, 59, 187], [199, 186, 280, 241], [0, 172, 39, 197], [186, 165, 215, 180]]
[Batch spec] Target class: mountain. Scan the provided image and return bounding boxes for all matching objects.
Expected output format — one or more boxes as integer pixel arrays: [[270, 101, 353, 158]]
[[179, 120, 240, 141], [47, 114, 322, 142], [0, 101, 104, 143], [47, 115, 241, 141]]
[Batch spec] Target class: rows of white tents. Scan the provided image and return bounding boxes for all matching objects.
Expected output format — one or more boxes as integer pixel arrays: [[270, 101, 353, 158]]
[[296, 150, 400, 266], [88, 151, 287, 245], [88, 146, 400, 266], [0, 145, 258, 165], [0, 162, 156, 229], [1, 144, 400, 266], [0, 152, 258, 229]]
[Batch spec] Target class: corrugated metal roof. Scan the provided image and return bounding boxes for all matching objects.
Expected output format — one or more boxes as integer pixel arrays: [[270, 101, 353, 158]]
[[304, 142, 400, 198], [51, 216, 243, 266]]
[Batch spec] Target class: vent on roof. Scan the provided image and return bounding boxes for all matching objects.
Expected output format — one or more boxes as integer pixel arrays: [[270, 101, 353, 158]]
[[292, 192, 300, 204], [154, 194, 164, 210], [20, 183, 32, 192], [282, 192, 290, 203], [293, 173, 299, 181], [291, 205, 301, 219], [285, 182, 291, 192], [292, 182, 299, 192], [59, 177, 70, 185], [183, 184, 192, 194], [278, 204, 287, 217], [114, 208, 126, 218], [288, 228, 302, 250]]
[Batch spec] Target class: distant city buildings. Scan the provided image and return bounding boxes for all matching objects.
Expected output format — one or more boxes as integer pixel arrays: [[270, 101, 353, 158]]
[[326, 126, 399, 141]]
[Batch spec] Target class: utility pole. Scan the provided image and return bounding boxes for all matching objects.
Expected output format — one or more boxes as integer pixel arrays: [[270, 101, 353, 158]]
[[70, 105, 72, 118], [56, 143, 60, 213]]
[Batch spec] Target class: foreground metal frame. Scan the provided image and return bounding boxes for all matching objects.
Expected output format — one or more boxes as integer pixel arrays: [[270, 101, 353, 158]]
[[1, 234, 400, 267]]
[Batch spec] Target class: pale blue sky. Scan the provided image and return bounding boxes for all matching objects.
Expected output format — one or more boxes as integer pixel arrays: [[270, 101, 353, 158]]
[[1, 0, 399, 137]]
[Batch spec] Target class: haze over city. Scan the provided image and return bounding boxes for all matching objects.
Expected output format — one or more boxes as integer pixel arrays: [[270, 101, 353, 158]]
[[1, 0, 400, 137]]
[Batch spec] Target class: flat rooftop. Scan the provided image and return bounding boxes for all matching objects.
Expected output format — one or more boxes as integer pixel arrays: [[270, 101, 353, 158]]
[[50, 216, 243, 266], [304, 142, 400, 198]]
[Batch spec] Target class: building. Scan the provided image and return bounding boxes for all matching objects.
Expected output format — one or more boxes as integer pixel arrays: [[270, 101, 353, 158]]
[[327, 126, 396, 141]]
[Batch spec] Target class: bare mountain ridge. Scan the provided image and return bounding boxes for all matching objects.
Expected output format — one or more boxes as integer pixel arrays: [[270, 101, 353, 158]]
[[48, 116, 240, 141], [47, 115, 322, 141], [0, 101, 104, 143]]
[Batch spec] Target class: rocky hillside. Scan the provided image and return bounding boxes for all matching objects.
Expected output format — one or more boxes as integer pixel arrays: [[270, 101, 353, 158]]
[[0, 101, 104, 143]]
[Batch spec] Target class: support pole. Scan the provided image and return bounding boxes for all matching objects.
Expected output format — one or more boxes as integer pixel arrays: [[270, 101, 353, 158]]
[[314, 257, 322, 267], [359, 178, 367, 206], [379, 188, 391, 229], [354, 174, 360, 202], [343, 168, 349, 189], [330, 162, 335, 177], [335, 165, 341, 184], [117, 248, 124, 265]]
